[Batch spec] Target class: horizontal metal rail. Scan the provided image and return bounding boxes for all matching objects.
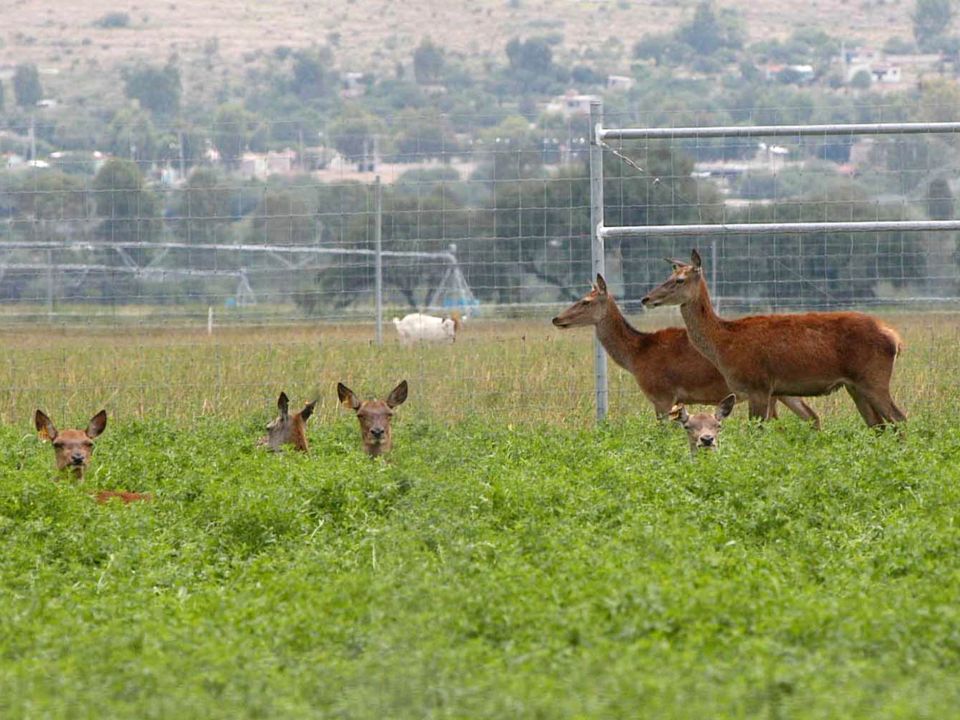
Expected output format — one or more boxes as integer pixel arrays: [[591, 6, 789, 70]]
[[599, 121, 960, 141], [599, 219, 960, 238], [0, 240, 457, 263]]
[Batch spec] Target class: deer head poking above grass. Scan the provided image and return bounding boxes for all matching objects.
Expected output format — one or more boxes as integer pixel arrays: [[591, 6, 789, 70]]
[[258, 392, 316, 452], [35, 409, 107, 479], [337, 380, 408, 457], [669, 394, 736, 456]]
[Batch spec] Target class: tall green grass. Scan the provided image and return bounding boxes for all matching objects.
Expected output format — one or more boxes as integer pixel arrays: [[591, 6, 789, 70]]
[[0, 315, 958, 717]]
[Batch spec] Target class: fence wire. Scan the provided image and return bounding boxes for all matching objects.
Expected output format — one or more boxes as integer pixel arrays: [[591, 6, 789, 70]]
[[1, 108, 959, 425]]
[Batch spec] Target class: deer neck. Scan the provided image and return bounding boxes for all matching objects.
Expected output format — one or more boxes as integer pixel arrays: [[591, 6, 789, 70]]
[[680, 277, 724, 365], [595, 297, 649, 372]]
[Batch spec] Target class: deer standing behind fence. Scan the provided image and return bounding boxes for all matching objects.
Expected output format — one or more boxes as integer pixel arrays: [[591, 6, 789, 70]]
[[552, 275, 820, 426], [641, 250, 906, 428], [337, 380, 408, 457]]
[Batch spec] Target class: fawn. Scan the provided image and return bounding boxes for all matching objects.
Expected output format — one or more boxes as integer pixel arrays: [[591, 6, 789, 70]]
[[337, 380, 408, 457], [258, 392, 316, 452], [670, 394, 736, 456]]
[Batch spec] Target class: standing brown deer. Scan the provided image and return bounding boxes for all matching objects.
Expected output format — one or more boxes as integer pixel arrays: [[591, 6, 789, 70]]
[[258, 392, 316, 452], [552, 275, 820, 426], [337, 380, 408, 457], [641, 249, 906, 427]]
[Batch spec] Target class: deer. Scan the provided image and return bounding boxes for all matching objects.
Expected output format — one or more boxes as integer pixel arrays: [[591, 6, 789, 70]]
[[337, 380, 408, 457], [552, 274, 820, 427], [670, 394, 736, 456], [641, 249, 906, 428], [258, 392, 316, 452], [34, 409, 152, 504]]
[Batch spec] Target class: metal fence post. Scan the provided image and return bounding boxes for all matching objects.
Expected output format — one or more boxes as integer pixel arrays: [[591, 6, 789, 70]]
[[590, 101, 608, 423], [374, 175, 383, 346]]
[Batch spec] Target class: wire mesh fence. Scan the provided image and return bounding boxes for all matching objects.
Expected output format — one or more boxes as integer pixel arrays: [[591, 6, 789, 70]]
[[2, 107, 959, 425]]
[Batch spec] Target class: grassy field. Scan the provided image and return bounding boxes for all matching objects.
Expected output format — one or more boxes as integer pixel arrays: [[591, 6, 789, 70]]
[[1, 314, 959, 718]]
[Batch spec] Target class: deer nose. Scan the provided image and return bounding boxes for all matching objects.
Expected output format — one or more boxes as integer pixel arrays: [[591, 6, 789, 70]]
[[370, 427, 385, 439], [640, 295, 654, 307], [551, 317, 563, 326], [70, 453, 85, 464], [699, 435, 714, 446]]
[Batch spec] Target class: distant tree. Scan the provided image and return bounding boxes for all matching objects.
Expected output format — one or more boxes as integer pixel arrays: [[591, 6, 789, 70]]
[[678, 1, 722, 54], [290, 48, 337, 102], [9, 170, 88, 242], [849, 69, 872, 90], [504, 36, 562, 93], [570, 65, 604, 85], [122, 62, 181, 117], [213, 103, 255, 169], [413, 39, 445, 85], [723, 183, 926, 304], [328, 109, 384, 162], [676, 1, 743, 56], [92, 158, 160, 243], [249, 188, 316, 245], [106, 106, 158, 166], [476, 115, 544, 180], [303, 185, 463, 311], [506, 37, 553, 75], [393, 110, 460, 160], [13, 64, 42, 107], [632, 33, 686, 66], [913, 0, 954, 50], [173, 168, 235, 245], [927, 178, 955, 219]]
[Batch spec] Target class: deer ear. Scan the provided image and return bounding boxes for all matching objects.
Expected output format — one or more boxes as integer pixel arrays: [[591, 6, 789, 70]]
[[691, 249, 703, 269], [35, 409, 57, 441], [595, 274, 608, 294], [277, 392, 290, 417], [337, 383, 361, 411], [300, 400, 316, 421], [715, 394, 736, 421], [86, 410, 107, 439], [386, 380, 408, 408], [668, 404, 689, 424]]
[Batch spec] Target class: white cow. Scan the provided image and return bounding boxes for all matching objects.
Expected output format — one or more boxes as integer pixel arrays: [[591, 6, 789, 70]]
[[393, 312, 461, 345]]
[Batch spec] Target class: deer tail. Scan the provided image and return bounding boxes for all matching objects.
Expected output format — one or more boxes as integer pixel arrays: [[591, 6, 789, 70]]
[[879, 323, 903, 358]]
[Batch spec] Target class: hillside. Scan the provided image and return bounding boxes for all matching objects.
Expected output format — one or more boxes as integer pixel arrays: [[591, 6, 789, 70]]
[[0, 0, 913, 97]]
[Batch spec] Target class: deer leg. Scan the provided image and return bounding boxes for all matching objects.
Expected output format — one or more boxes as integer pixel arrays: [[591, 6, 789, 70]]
[[652, 401, 673, 423], [747, 392, 772, 422], [767, 398, 780, 420], [860, 387, 907, 427], [776, 396, 822, 429], [846, 386, 882, 427]]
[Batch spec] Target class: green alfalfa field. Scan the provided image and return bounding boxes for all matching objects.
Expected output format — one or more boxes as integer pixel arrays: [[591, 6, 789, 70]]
[[1, 314, 959, 718]]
